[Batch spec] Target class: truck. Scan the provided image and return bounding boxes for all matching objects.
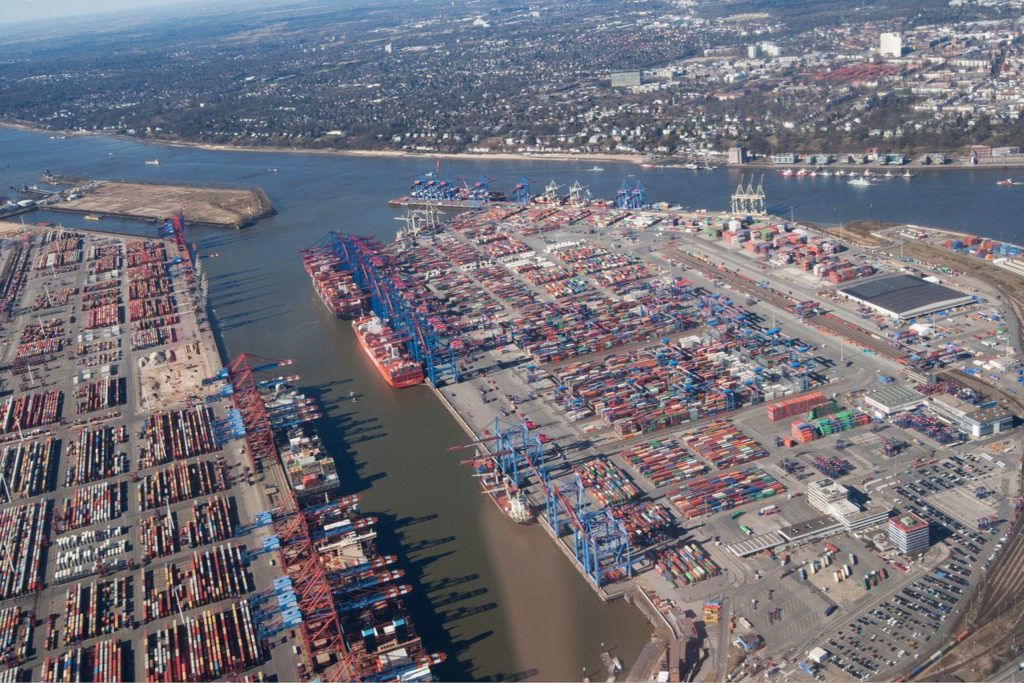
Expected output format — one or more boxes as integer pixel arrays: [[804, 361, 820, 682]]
[[824, 605, 838, 617]]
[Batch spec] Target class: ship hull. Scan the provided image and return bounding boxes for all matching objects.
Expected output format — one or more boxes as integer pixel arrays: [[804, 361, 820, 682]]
[[353, 318, 424, 388]]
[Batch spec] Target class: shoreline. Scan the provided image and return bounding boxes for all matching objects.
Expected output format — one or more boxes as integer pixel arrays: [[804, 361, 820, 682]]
[[0, 119, 645, 165], [9, 119, 1019, 171]]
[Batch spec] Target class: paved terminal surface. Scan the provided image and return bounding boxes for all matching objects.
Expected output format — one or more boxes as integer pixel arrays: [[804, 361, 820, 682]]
[[409, 205, 1023, 681], [0, 225, 299, 681]]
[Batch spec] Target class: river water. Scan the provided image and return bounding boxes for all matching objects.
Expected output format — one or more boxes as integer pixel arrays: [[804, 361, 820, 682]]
[[1, 126, 1020, 680]]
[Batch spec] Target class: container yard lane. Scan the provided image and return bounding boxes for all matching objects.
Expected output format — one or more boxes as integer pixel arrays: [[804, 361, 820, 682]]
[[0, 224, 304, 682]]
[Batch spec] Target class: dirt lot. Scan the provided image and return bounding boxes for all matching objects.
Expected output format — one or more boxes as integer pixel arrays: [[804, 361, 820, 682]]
[[58, 181, 273, 227], [138, 342, 215, 408]]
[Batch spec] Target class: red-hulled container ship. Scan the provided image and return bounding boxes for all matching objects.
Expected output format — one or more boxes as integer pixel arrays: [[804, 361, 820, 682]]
[[302, 247, 370, 318], [353, 314, 424, 388]]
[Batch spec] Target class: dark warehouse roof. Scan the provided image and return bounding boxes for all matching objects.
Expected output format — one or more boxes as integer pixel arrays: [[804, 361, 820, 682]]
[[839, 274, 971, 315]]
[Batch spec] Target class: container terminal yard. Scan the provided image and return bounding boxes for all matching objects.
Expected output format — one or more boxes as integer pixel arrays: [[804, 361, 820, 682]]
[[0, 214, 443, 681], [304, 176, 1024, 682]]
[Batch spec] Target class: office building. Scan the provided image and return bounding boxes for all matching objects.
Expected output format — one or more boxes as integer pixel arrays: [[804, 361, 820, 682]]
[[889, 513, 930, 554], [880, 32, 903, 58]]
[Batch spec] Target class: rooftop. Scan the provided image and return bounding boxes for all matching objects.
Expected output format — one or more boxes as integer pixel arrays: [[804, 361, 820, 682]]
[[865, 385, 926, 411], [839, 274, 972, 316], [968, 405, 1015, 423], [778, 515, 843, 541], [889, 512, 928, 532]]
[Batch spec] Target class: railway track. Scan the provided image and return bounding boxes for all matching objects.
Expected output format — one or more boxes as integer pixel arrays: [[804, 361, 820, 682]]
[[915, 497, 1024, 680], [665, 248, 910, 363]]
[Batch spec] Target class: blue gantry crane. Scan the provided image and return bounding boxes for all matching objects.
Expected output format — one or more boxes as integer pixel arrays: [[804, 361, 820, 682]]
[[330, 231, 459, 385]]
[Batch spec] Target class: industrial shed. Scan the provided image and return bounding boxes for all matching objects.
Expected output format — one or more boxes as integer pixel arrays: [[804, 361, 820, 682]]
[[838, 274, 975, 319]]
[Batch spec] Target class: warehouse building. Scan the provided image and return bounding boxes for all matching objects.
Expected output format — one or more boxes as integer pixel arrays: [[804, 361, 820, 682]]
[[838, 274, 975, 320], [864, 385, 927, 417], [929, 395, 1014, 439]]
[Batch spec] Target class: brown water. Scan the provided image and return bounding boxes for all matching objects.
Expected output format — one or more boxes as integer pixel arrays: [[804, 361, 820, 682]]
[[201, 225, 651, 681]]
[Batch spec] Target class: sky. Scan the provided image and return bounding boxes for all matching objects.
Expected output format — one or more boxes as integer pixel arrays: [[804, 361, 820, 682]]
[[0, 0, 212, 25]]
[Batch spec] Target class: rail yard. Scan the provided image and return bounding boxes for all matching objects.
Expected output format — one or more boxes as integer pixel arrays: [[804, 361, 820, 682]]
[[310, 190, 1024, 682], [0, 217, 443, 681]]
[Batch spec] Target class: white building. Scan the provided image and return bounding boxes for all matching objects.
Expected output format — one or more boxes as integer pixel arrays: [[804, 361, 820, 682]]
[[880, 32, 903, 58], [808, 479, 889, 531]]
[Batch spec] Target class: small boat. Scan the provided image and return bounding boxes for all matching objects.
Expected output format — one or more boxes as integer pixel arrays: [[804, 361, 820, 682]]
[[796, 168, 811, 177], [863, 170, 873, 178], [83, 215, 101, 221], [997, 178, 1014, 186], [818, 169, 831, 177], [588, 166, 605, 172], [145, 159, 160, 165], [884, 170, 893, 178], [780, 169, 795, 177], [683, 162, 700, 170], [902, 170, 915, 179], [848, 177, 871, 187]]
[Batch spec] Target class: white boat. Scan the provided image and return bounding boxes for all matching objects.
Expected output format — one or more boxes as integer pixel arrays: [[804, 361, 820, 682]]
[[588, 166, 605, 172], [145, 159, 160, 165], [683, 162, 700, 170], [848, 177, 871, 186], [902, 170, 914, 179], [884, 170, 893, 178], [780, 169, 795, 177], [818, 169, 831, 177]]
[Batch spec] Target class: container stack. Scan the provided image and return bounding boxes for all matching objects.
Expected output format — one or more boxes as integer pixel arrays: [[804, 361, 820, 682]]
[[0, 499, 49, 599], [73, 377, 127, 415], [668, 467, 785, 519], [811, 456, 853, 478], [40, 638, 125, 683], [0, 390, 64, 433], [550, 340, 756, 438], [142, 544, 254, 622], [137, 460, 230, 511], [0, 437, 58, 501], [574, 458, 639, 506], [54, 526, 129, 584], [681, 420, 768, 469], [0, 607, 33, 666], [32, 234, 83, 271], [143, 603, 266, 682], [610, 501, 675, 546], [140, 407, 221, 468], [61, 481, 127, 531], [891, 411, 960, 444], [31, 286, 74, 313], [652, 544, 722, 588], [766, 391, 827, 422], [791, 409, 869, 443], [139, 496, 237, 562], [863, 567, 889, 590], [62, 577, 133, 644], [620, 438, 706, 488], [64, 426, 130, 487]]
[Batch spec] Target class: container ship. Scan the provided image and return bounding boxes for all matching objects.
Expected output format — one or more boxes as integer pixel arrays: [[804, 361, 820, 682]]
[[256, 381, 444, 680], [477, 459, 533, 524], [353, 314, 424, 388], [278, 425, 339, 497], [302, 247, 370, 318]]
